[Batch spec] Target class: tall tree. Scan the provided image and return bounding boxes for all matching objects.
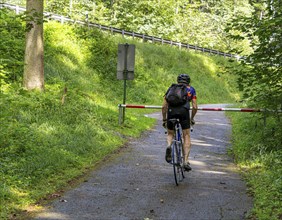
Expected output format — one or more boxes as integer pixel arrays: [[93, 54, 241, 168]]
[[23, 0, 44, 90], [229, 0, 282, 111]]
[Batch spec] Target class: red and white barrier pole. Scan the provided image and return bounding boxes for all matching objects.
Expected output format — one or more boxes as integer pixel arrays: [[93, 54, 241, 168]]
[[119, 104, 162, 109], [118, 104, 282, 112], [118, 104, 281, 124], [195, 107, 264, 112]]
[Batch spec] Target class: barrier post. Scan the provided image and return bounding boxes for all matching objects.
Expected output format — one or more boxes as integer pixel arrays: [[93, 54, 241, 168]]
[[118, 104, 124, 125]]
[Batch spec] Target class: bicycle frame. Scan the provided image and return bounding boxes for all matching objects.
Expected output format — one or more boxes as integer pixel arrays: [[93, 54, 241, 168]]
[[170, 119, 185, 185], [175, 122, 182, 143]]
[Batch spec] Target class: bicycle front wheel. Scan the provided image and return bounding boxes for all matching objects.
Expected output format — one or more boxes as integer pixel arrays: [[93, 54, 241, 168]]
[[172, 142, 184, 186]]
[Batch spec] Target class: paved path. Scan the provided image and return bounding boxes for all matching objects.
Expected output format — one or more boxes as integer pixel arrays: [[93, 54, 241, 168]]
[[34, 104, 253, 220]]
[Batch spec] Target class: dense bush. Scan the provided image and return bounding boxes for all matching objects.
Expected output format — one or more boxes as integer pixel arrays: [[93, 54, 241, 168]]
[[0, 9, 25, 92]]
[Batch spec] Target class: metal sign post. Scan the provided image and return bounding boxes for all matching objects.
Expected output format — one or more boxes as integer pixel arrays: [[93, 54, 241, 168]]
[[117, 43, 135, 124]]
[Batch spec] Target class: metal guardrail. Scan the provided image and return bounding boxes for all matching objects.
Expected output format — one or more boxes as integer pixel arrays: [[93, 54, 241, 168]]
[[1, 3, 241, 59]]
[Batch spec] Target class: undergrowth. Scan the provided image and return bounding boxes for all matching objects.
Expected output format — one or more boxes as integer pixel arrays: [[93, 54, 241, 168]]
[[228, 112, 282, 220]]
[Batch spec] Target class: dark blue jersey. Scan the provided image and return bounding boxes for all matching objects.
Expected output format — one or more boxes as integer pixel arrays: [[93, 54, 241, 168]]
[[186, 86, 196, 101]]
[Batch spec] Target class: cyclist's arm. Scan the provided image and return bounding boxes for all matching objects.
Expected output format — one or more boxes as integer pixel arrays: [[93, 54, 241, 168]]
[[162, 98, 168, 121], [191, 98, 197, 120], [190, 86, 197, 121]]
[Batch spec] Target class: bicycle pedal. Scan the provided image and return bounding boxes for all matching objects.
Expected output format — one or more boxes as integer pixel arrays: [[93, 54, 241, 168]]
[[172, 162, 180, 166]]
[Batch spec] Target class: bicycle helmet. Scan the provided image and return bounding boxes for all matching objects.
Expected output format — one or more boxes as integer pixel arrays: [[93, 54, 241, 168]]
[[177, 74, 190, 84]]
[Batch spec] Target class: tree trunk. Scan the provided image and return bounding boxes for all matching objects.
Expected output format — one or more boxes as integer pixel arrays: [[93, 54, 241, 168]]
[[23, 0, 44, 91]]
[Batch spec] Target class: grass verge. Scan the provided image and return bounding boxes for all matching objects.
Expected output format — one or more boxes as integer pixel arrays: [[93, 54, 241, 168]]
[[228, 112, 282, 220]]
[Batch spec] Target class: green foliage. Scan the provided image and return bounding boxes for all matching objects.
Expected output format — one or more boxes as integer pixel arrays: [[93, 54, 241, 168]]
[[0, 9, 25, 93], [174, 0, 253, 52], [229, 112, 282, 219], [110, 0, 175, 38], [227, 0, 282, 112]]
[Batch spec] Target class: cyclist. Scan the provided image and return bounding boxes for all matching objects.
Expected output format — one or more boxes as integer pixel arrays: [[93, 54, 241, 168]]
[[162, 74, 197, 171]]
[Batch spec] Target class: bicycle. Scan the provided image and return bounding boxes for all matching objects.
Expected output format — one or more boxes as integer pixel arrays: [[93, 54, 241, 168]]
[[169, 118, 185, 186]]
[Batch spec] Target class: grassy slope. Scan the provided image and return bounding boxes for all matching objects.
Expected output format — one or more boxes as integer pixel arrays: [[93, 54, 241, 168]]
[[1, 18, 239, 219]]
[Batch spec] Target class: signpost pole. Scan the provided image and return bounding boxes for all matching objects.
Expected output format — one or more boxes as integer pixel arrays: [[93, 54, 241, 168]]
[[122, 43, 129, 123], [117, 43, 135, 125]]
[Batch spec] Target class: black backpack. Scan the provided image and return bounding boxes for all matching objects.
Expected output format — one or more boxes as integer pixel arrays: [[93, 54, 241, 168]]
[[165, 84, 188, 107]]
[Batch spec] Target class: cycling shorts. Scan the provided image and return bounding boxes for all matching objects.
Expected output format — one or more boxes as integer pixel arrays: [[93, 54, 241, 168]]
[[167, 106, 190, 130]]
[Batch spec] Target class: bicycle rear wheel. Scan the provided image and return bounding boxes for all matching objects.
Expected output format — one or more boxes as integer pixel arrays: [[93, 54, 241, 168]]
[[172, 142, 184, 186]]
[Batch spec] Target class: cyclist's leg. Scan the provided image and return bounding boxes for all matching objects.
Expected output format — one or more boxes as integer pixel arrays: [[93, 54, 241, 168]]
[[165, 109, 177, 163], [166, 129, 174, 147], [179, 108, 192, 171], [182, 129, 192, 171], [165, 129, 174, 163], [166, 109, 176, 147], [182, 128, 191, 163]]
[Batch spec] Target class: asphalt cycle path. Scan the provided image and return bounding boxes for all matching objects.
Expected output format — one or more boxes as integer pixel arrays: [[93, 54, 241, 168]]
[[34, 104, 253, 220]]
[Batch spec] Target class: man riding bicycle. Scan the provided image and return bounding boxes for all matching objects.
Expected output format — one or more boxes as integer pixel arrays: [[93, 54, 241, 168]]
[[162, 74, 197, 171]]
